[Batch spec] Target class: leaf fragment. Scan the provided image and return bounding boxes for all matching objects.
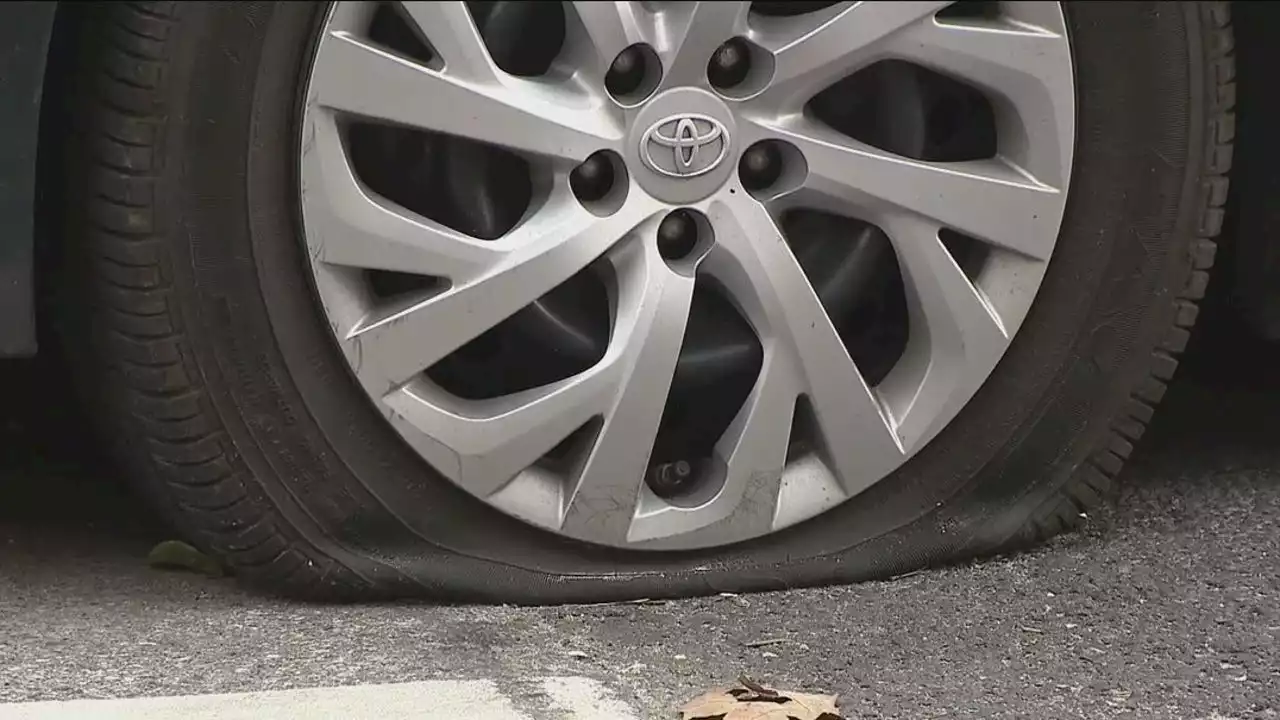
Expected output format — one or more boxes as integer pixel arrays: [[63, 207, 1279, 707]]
[[146, 540, 224, 577], [680, 679, 842, 720]]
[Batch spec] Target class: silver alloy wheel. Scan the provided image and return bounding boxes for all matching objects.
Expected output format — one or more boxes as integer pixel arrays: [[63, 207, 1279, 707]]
[[298, 1, 1075, 550]]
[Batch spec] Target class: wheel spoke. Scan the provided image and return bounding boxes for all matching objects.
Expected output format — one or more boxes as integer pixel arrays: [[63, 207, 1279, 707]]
[[878, 214, 1009, 450], [398, 1, 497, 82], [760, 118, 1061, 261], [384, 372, 613, 496], [713, 347, 797, 519], [659, 2, 751, 89], [705, 197, 905, 496], [561, 240, 697, 545], [750, 1, 952, 112], [311, 30, 622, 163], [302, 114, 503, 279], [347, 194, 658, 389], [889, 10, 1074, 184]]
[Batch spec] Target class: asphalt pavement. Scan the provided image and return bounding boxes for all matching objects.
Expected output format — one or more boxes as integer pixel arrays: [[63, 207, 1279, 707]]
[[1, 302, 1277, 719]]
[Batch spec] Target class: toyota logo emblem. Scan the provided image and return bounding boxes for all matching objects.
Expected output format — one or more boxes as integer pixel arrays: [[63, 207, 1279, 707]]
[[640, 114, 730, 179]]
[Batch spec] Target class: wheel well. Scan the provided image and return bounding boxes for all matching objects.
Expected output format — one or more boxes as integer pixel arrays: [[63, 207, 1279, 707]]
[[32, 2, 92, 347], [1227, 1, 1280, 339]]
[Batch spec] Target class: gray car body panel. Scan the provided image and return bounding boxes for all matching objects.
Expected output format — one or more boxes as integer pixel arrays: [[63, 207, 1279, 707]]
[[0, 1, 57, 357]]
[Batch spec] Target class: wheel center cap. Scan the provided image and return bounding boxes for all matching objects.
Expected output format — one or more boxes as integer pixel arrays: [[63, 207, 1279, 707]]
[[628, 88, 737, 205], [641, 114, 728, 178]]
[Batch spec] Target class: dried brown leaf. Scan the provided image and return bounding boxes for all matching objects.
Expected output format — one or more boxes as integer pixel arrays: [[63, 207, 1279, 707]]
[[680, 682, 842, 720]]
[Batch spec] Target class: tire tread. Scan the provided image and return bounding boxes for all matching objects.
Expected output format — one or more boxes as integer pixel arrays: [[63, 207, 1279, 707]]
[[72, 1, 361, 597]]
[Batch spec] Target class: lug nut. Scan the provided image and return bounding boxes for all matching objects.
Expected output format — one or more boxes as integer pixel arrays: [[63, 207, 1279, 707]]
[[739, 141, 784, 192], [571, 151, 616, 203], [606, 44, 648, 97], [707, 37, 752, 90], [648, 459, 695, 498], [657, 209, 700, 261]]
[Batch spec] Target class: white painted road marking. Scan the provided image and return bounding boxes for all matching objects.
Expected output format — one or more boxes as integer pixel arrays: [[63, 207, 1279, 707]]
[[541, 677, 641, 720], [0, 677, 641, 720]]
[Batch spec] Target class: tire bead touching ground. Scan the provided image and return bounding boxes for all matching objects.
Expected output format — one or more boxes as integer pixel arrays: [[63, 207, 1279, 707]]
[[62, 1, 1234, 602]]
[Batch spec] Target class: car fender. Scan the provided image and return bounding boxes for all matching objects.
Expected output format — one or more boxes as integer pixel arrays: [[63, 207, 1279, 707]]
[[0, 1, 57, 357]]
